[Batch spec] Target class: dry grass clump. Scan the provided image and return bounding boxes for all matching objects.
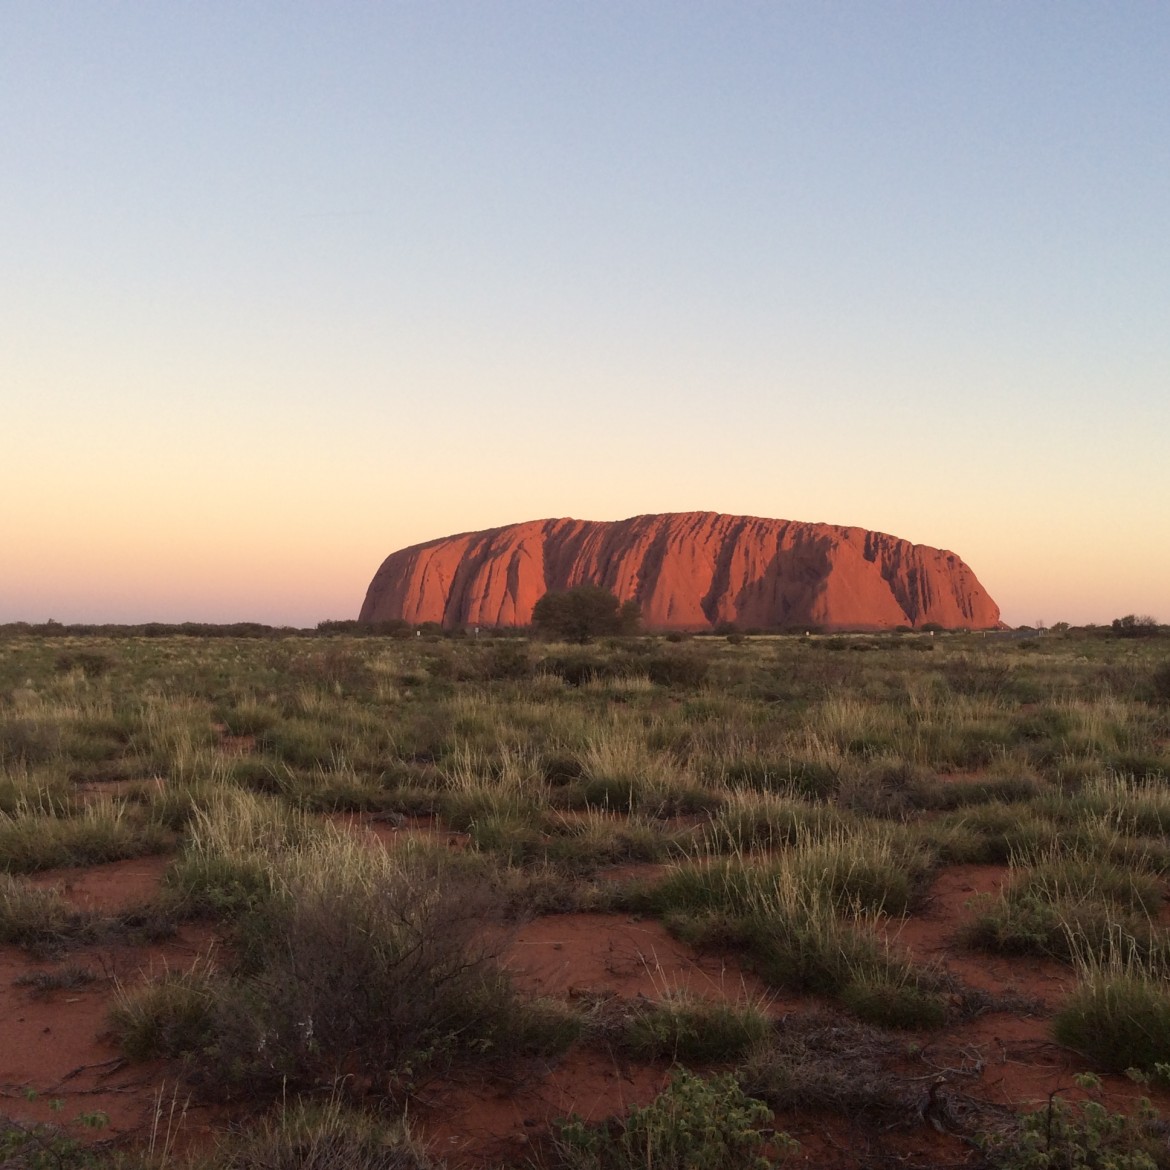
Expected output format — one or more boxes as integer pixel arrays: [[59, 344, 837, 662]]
[[0, 799, 171, 873], [961, 844, 1166, 963], [1053, 932, 1170, 1074], [210, 1096, 436, 1170], [588, 990, 772, 1063], [630, 834, 945, 1028], [0, 872, 92, 949], [162, 788, 323, 917], [738, 1009, 913, 1116]]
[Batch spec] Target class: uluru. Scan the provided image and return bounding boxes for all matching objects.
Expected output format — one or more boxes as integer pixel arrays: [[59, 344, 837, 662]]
[[359, 512, 1001, 632]]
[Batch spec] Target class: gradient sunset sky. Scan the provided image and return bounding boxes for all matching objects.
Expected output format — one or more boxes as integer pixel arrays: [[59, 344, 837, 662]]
[[4, 4, 1167, 628]]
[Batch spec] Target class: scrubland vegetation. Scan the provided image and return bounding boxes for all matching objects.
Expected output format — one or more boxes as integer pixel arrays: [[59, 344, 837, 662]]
[[1, 625, 1169, 1167]]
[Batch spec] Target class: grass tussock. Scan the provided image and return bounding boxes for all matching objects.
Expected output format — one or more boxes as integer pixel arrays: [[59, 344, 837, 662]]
[[1053, 932, 1170, 1074]]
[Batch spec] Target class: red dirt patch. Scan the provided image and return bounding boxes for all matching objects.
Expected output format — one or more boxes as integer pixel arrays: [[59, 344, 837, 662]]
[[28, 855, 172, 914], [0, 924, 219, 1141], [505, 912, 781, 1007]]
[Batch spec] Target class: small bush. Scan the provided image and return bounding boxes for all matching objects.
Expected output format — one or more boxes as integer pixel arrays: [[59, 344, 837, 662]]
[[0, 1117, 103, 1170], [644, 652, 711, 689], [54, 650, 115, 678], [984, 1073, 1169, 1170], [134, 836, 566, 1098], [555, 1067, 792, 1170]]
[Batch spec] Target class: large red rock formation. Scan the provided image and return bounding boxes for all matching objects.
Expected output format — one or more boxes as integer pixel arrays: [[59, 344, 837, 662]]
[[359, 512, 1000, 631]]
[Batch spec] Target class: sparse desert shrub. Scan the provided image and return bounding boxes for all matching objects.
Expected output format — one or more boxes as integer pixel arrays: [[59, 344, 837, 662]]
[[0, 1117, 105, 1170], [554, 1067, 791, 1170], [983, 1073, 1170, 1170], [643, 651, 711, 689], [476, 641, 535, 681], [53, 649, 115, 678], [136, 835, 566, 1097], [944, 657, 1013, 698]]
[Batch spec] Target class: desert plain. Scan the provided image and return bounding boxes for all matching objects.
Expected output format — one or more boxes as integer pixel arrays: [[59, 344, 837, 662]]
[[2, 626, 1170, 1168]]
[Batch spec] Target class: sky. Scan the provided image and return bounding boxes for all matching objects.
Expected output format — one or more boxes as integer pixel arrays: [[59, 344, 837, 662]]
[[3, 3, 1167, 629]]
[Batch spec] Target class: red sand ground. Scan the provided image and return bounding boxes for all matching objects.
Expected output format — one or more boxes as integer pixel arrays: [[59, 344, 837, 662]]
[[4, 833, 1169, 1168]]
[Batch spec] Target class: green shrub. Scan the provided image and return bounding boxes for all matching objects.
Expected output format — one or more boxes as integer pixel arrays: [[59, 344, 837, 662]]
[[533, 586, 640, 643], [984, 1073, 1169, 1170], [136, 837, 566, 1097], [555, 1068, 792, 1170], [644, 652, 711, 689]]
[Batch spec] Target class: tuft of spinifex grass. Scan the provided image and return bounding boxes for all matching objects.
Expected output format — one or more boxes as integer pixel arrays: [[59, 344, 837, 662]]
[[641, 824, 932, 921], [162, 788, 323, 918], [604, 990, 772, 1062], [1053, 930, 1170, 1073], [0, 800, 171, 873], [208, 1095, 437, 1170], [633, 847, 944, 1026], [0, 873, 94, 949], [700, 789, 849, 853]]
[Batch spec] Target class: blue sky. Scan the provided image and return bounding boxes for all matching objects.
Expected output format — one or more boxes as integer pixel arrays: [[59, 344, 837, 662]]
[[3, 3, 1167, 626]]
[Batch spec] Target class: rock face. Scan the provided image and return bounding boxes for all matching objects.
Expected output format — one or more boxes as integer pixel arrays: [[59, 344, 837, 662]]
[[359, 512, 1001, 632]]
